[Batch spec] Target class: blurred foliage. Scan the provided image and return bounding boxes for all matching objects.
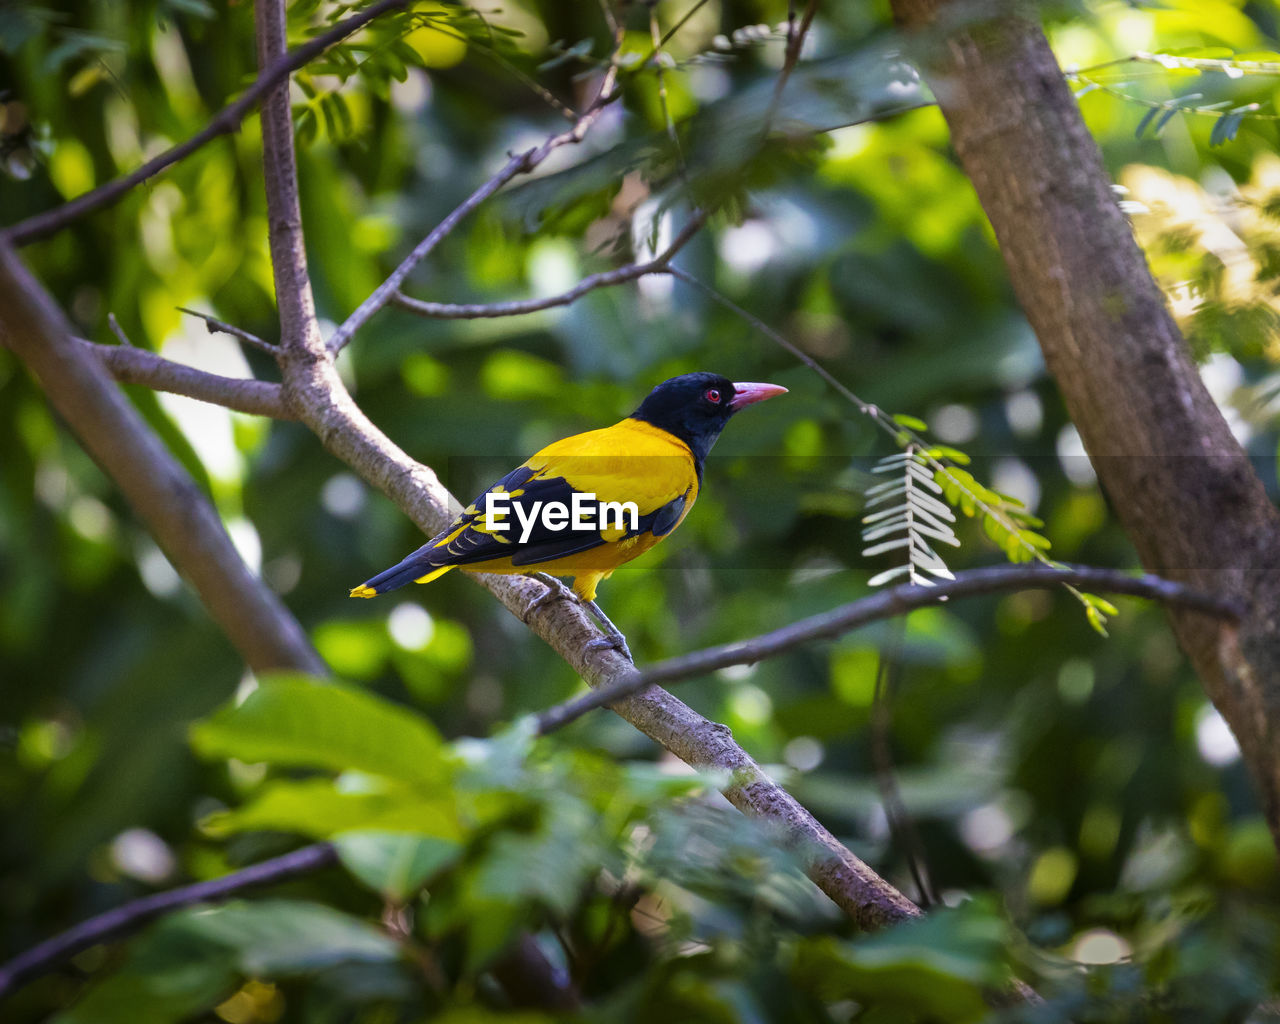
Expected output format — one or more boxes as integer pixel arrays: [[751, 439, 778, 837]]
[[3, 0, 1280, 1020]]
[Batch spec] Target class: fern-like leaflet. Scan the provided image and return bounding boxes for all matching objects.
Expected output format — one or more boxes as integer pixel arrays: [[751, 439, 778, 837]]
[[861, 448, 960, 587]]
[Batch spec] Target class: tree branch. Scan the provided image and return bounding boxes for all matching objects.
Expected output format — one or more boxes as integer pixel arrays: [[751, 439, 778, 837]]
[[176, 307, 278, 356], [326, 83, 623, 352], [0, 240, 325, 674], [245, 0, 918, 934], [270, 330, 925, 929], [0, 3, 920, 1002], [255, 0, 328, 355], [0, 844, 338, 1000], [80, 340, 293, 418], [390, 213, 705, 321], [2, 0, 409, 248], [534, 564, 1245, 734]]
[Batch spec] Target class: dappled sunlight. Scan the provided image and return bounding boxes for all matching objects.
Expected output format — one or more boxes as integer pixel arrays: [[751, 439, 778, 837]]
[[4, 0, 1280, 1019]]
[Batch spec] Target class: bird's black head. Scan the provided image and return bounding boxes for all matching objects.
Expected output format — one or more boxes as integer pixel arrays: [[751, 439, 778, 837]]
[[630, 372, 788, 465]]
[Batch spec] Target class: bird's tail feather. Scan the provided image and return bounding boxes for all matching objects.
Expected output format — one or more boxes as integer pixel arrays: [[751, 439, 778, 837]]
[[349, 550, 455, 598]]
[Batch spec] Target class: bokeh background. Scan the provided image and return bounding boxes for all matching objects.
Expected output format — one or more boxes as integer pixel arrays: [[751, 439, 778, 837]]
[[3, 0, 1280, 1019]]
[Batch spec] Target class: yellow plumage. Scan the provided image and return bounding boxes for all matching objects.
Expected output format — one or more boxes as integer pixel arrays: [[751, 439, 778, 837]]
[[350, 418, 698, 602], [350, 373, 786, 609]]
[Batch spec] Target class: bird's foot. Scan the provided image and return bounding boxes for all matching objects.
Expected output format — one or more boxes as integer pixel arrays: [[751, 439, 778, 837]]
[[583, 599, 633, 663], [522, 574, 633, 662], [522, 572, 578, 623]]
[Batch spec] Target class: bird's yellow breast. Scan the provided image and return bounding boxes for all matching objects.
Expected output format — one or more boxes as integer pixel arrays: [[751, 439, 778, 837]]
[[524, 417, 700, 513]]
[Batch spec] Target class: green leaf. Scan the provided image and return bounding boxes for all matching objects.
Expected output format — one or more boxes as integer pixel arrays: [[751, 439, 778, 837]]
[[923, 445, 971, 465], [201, 778, 463, 841], [162, 0, 216, 19], [335, 831, 462, 902], [190, 674, 449, 788], [179, 900, 401, 975], [1154, 105, 1182, 136], [620, 762, 730, 801], [1085, 593, 1119, 616], [1210, 109, 1249, 147], [537, 37, 594, 72], [1017, 528, 1052, 550], [463, 797, 608, 925], [891, 412, 928, 431], [1078, 591, 1118, 637], [1085, 604, 1110, 637], [51, 940, 236, 1024], [982, 513, 1009, 546]]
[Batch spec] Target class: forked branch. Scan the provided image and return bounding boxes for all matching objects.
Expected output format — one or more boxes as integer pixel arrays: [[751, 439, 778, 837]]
[[246, 0, 916, 932], [327, 82, 624, 352], [0, 242, 324, 674]]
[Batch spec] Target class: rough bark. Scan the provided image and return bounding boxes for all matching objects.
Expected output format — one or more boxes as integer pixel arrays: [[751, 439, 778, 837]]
[[890, 0, 1280, 840]]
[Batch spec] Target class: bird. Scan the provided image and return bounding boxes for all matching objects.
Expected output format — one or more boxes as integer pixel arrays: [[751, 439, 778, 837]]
[[349, 372, 787, 653]]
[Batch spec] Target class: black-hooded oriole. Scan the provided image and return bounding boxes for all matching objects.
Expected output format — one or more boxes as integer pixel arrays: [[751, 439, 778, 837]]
[[350, 372, 786, 605]]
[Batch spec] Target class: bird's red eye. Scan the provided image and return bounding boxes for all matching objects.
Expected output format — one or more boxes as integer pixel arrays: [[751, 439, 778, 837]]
[[705, 388, 721, 403]]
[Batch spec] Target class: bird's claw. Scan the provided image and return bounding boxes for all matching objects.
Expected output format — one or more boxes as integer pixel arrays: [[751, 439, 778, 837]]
[[522, 572, 578, 623], [523, 574, 633, 662], [583, 598, 633, 663], [586, 632, 633, 663]]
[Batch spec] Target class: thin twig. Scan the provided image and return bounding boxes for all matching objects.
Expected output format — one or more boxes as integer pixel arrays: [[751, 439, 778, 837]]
[[649, 0, 714, 60], [763, 0, 819, 133], [0, 844, 337, 999], [669, 265, 1056, 570], [107, 313, 134, 348], [80, 339, 293, 418], [650, 8, 687, 176], [327, 67, 623, 353], [391, 212, 704, 320], [597, 0, 619, 37], [2, 0, 409, 248], [472, 39, 580, 122], [177, 306, 278, 356], [533, 564, 1244, 734], [668, 264, 875, 412]]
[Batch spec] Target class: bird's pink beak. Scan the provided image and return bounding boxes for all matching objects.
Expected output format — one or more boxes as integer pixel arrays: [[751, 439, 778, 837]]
[[729, 382, 788, 411]]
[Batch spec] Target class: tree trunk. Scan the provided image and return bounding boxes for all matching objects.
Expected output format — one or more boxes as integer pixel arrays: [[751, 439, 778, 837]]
[[889, 0, 1280, 841]]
